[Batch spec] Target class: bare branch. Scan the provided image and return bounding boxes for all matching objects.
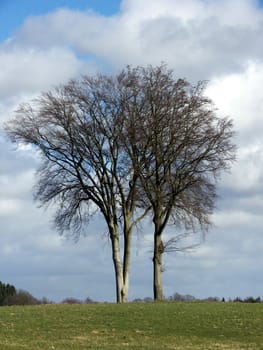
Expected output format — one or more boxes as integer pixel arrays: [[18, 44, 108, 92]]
[[163, 233, 200, 254]]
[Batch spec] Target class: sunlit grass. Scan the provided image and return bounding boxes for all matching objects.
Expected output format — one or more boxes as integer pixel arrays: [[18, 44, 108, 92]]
[[0, 302, 262, 349]]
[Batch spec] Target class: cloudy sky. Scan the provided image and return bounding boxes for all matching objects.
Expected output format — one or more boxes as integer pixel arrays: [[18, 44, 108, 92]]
[[1, 0, 263, 303]]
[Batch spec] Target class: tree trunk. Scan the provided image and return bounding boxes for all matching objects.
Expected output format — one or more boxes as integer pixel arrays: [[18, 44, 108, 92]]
[[110, 229, 124, 303], [153, 205, 165, 301], [153, 232, 164, 301], [109, 218, 132, 303], [122, 219, 132, 303]]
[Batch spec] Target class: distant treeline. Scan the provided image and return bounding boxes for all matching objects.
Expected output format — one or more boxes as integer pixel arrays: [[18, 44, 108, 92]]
[[134, 293, 263, 303], [0, 282, 262, 305]]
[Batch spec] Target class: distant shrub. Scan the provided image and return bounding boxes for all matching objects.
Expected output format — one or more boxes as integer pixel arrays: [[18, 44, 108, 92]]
[[132, 297, 153, 303], [233, 297, 243, 303], [84, 297, 96, 304], [39, 297, 54, 304], [168, 293, 196, 302], [232, 296, 261, 303], [243, 296, 261, 303], [203, 297, 220, 302], [5, 290, 39, 306], [61, 297, 83, 304]]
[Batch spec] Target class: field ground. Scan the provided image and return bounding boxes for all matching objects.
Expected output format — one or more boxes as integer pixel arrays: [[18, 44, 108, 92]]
[[0, 302, 262, 349]]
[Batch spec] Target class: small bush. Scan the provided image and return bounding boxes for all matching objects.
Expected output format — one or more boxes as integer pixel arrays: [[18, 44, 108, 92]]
[[5, 290, 40, 306], [84, 297, 96, 304], [61, 297, 83, 304], [243, 296, 261, 303]]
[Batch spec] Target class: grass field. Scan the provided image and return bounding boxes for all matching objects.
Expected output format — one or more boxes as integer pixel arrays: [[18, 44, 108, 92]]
[[0, 302, 262, 349]]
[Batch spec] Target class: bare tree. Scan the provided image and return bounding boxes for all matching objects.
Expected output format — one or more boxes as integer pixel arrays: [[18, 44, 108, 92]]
[[5, 74, 148, 303], [5, 65, 236, 302], [119, 65, 236, 300]]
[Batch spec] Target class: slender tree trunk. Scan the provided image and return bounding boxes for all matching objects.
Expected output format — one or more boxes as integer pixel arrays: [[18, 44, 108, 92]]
[[109, 220, 125, 303], [109, 217, 132, 303], [153, 232, 164, 301], [122, 217, 132, 303], [111, 234, 124, 303], [153, 206, 164, 301]]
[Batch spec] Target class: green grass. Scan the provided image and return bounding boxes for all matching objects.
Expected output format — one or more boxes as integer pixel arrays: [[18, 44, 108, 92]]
[[0, 302, 262, 349]]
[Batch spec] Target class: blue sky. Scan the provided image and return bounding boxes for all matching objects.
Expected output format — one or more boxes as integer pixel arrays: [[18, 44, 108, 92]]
[[1, 0, 263, 303], [0, 0, 121, 40]]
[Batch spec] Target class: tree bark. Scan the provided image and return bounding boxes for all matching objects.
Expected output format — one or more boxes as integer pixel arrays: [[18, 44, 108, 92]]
[[122, 224, 132, 303], [153, 232, 164, 301], [152, 205, 165, 301], [109, 217, 132, 303], [110, 230, 124, 303]]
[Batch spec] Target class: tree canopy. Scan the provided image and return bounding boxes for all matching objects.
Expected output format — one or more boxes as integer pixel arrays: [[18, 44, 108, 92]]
[[5, 64, 236, 301], [5, 73, 147, 303], [118, 65, 236, 299]]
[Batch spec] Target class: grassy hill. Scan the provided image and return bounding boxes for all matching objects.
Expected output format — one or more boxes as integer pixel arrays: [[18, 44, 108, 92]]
[[0, 302, 262, 349]]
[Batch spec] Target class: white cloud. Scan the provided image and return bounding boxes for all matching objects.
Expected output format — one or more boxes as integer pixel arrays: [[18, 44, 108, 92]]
[[120, 0, 263, 27], [0, 44, 90, 100], [0, 170, 35, 197], [207, 62, 263, 141], [0, 199, 21, 216], [206, 62, 263, 199], [207, 0, 263, 28], [8, 0, 263, 80]]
